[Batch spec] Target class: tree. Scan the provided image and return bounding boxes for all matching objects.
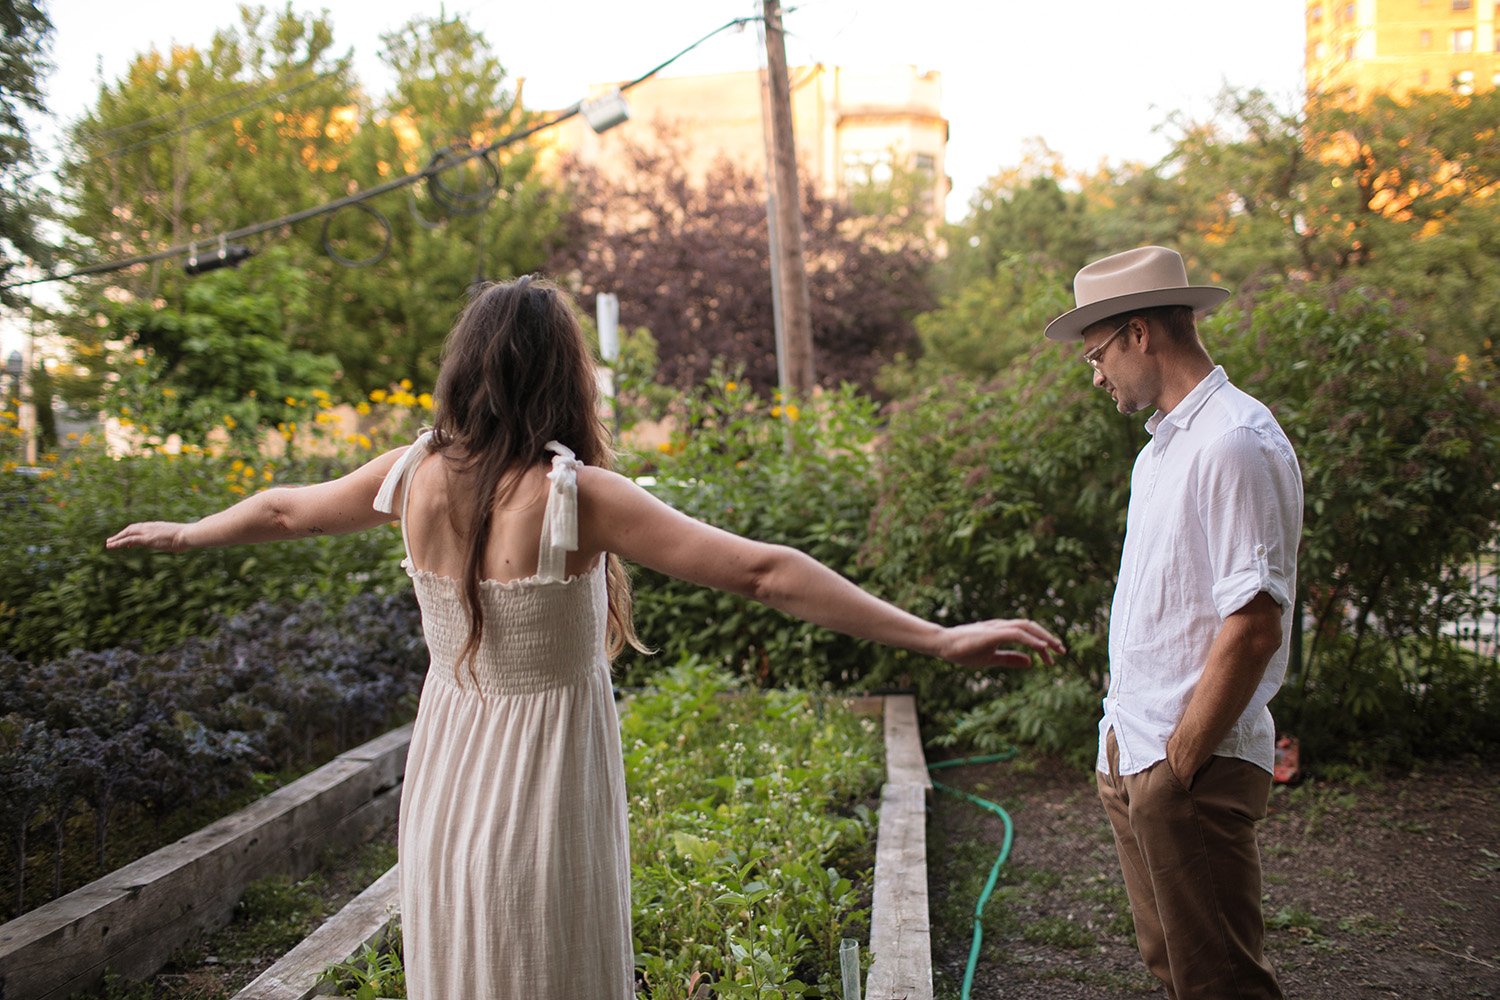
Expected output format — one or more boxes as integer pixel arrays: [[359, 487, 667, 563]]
[[54, 8, 566, 408], [1079, 86, 1500, 359], [314, 13, 564, 391], [0, 0, 53, 300], [100, 247, 338, 447], [908, 252, 1072, 379], [548, 130, 934, 392]]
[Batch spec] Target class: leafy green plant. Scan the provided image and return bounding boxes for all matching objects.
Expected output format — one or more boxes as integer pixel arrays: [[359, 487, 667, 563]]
[[316, 661, 882, 999], [319, 926, 406, 1000], [624, 659, 882, 997]]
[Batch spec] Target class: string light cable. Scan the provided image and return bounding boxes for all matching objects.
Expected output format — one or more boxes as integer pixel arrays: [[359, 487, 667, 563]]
[[2, 14, 763, 292]]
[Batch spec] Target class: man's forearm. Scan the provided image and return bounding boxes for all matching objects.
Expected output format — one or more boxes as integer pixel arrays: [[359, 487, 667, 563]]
[[1167, 592, 1284, 784]]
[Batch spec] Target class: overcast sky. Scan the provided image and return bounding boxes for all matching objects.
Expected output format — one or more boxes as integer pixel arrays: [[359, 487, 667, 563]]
[[42, 0, 1309, 210], [7, 0, 1309, 355]]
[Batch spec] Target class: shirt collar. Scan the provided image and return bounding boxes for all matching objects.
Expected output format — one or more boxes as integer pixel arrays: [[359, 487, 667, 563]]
[[1145, 365, 1228, 439]]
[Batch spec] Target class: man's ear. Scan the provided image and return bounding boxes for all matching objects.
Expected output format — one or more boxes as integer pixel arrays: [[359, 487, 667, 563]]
[[1130, 317, 1153, 353]]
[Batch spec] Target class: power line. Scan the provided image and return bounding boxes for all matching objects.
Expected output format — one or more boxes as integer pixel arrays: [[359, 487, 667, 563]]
[[4, 16, 760, 292]]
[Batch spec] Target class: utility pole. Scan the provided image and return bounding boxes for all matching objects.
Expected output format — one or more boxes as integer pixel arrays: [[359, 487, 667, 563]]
[[761, 0, 815, 397]]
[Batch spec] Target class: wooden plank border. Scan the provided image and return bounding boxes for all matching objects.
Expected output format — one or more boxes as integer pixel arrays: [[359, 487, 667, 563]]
[[865, 693, 934, 1000], [0, 725, 413, 1000], [231, 865, 400, 1000]]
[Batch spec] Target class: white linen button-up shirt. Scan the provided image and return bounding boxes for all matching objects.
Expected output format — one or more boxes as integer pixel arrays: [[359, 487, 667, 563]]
[[1098, 366, 1303, 777]]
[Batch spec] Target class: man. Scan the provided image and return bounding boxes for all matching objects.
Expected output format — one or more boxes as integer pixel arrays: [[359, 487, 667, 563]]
[[1045, 246, 1302, 999]]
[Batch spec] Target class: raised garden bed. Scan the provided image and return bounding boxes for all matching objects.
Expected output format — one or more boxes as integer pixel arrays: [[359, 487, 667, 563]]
[[242, 688, 936, 1000], [4, 678, 941, 999], [0, 725, 410, 1000]]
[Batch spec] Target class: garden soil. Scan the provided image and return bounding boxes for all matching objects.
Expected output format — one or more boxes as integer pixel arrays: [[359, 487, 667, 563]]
[[928, 755, 1500, 999]]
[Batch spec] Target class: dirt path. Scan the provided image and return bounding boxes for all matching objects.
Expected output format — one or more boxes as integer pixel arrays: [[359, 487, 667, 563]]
[[927, 756, 1500, 999]]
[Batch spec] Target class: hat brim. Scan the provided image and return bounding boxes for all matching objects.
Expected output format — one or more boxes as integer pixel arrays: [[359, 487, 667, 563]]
[[1044, 285, 1230, 342]]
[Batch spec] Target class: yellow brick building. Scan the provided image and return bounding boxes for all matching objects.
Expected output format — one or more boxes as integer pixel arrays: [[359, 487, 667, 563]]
[[1306, 0, 1499, 98], [541, 65, 950, 223]]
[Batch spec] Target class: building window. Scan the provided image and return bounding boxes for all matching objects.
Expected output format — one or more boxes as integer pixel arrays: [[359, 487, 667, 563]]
[[1452, 0, 1472, 9], [1453, 27, 1475, 51], [1420, 69, 1432, 85], [913, 153, 936, 173], [1344, 41, 1357, 60], [1454, 69, 1476, 95], [1421, 29, 1433, 47]]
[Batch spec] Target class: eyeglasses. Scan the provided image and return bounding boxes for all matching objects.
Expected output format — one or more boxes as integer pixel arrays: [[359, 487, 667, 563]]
[[1082, 320, 1131, 370]]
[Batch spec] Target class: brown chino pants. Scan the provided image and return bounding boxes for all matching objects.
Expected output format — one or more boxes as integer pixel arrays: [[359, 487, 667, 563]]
[[1097, 729, 1283, 1000]]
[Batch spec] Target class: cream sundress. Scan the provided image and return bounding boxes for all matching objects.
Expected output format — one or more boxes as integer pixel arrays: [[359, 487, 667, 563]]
[[374, 432, 633, 999]]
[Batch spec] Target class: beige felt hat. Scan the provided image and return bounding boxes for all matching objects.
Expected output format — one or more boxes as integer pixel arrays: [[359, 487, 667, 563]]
[[1043, 246, 1229, 342]]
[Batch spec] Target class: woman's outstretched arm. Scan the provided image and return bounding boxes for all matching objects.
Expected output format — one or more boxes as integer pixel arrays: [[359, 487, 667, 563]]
[[577, 467, 1064, 669], [106, 447, 407, 552]]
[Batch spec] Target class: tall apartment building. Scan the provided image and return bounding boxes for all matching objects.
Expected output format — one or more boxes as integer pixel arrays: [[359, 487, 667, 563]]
[[1306, 0, 1500, 98], [541, 64, 950, 224]]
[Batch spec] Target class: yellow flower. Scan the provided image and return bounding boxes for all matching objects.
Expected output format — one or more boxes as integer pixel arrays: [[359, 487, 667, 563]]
[[223, 415, 237, 429], [657, 441, 673, 453], [770, 405, 782, 418], [399, 378, 413, 390], [1456, 353, 1471, 376], [355, 401, 371, 416], [370, 389, 387, 403], [161, 387, 176, 398], [242, 466, 255, 479], [417, 392, 433, 410], [284, 396, 298, 407], [357, 433, 372, 449], [725, 380, 738, 392], [784, 404, 800, 422], [263, 470, 273, 482], [231, 459, 245, 471]]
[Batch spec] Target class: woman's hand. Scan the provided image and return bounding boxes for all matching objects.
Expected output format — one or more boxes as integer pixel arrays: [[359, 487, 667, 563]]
[[935, 619, 1066, 669], [106, 521, 191, 552]]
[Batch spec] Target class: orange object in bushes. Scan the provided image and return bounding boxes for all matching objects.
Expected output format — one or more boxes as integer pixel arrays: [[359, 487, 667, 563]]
[[1273, 735, 1301, 784]]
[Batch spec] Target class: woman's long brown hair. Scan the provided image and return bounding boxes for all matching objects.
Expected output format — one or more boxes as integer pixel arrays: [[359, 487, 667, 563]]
[[427, 275, 647, 676]]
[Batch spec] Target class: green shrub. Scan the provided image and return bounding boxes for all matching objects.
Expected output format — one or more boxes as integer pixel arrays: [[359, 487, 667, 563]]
[[1209, 282, 1500, 763], [871, 279, 1500, 765], [861, 344, 1136, 720], [0, 439, 408, 661], [618, 378, 892, 690]]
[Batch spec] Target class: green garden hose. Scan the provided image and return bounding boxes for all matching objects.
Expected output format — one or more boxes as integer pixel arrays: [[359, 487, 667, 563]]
[[927, 749, 1019, 1000]]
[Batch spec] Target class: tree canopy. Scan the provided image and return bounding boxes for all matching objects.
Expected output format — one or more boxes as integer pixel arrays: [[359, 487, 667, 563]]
[[547, 129, 935, 392]]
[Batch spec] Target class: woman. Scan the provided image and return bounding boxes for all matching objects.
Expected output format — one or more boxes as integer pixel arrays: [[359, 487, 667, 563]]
[[108, 275, 1064, 999]]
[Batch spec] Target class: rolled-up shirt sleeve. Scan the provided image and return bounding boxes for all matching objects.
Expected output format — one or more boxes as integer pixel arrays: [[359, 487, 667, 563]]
[[1198, 425, 1303, 619]]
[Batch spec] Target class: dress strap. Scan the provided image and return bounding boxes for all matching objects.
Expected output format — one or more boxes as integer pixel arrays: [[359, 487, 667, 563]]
[[536, 441, 581, 582], [373, 430, 435, 575]]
